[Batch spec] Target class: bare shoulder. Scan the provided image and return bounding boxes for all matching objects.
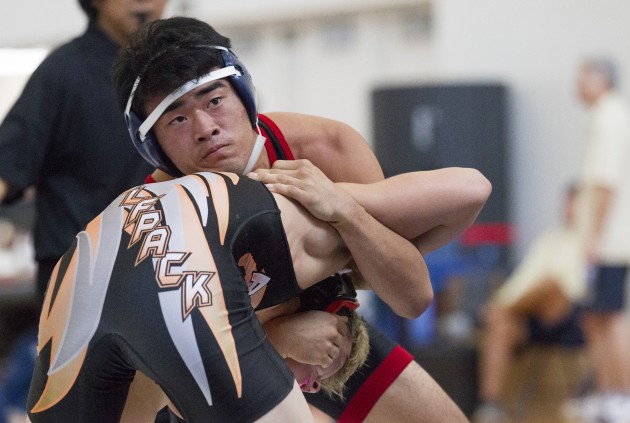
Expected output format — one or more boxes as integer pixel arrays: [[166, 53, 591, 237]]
[[263, 112, 383, 183]]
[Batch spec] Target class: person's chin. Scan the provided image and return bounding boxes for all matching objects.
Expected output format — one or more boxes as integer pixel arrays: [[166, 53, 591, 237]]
[[218, 156, 250, 174]]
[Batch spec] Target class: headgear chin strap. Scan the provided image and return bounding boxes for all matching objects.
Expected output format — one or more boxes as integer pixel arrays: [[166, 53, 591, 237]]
[[243, 134, 267, 174], [124, 45, 259, 177]]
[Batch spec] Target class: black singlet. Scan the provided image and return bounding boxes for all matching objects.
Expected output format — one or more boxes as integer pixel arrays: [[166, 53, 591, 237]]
[[27, 172, 300, 422]]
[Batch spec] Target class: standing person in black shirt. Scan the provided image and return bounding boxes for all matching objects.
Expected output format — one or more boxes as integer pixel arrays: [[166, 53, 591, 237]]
[[0, 1, 167, 421], [0, 0, 167, 305]]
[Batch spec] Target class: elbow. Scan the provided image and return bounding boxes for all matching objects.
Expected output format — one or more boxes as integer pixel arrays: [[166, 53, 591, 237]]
[[394, 262, 435, 319], [449, 167, 492, 222], [463, 167, 492, 210], [395, 286, 434, 320]]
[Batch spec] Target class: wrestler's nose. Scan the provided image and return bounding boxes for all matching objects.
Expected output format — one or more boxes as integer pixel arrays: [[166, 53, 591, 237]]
[[302, 378, 321, 394], [193, 111, 220, 142]]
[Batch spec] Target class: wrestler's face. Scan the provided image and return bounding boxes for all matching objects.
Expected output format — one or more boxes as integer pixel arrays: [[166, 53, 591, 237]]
[[284, 337, 352, 394], [148, 77, 261, 175], [94, 0, 167, 46]]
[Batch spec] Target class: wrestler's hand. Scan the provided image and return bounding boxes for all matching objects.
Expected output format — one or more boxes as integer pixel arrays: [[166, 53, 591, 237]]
[[264, 310, 350, 368], [248, 159, 361, 224]]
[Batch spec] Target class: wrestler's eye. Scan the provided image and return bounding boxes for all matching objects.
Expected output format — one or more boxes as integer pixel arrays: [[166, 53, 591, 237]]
[[208, 96, 222, 108], [170, 115, 187, 125]]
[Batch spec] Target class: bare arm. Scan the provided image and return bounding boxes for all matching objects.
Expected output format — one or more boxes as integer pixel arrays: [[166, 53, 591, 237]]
[[252, 160, 433, 319], [252, 163, 491, 318], [263, 113, 490, 303], [0, 178, 7, 203], [268, 113, 491, 253], [339, 167, 492, 254], [262, 114, 432, 318]]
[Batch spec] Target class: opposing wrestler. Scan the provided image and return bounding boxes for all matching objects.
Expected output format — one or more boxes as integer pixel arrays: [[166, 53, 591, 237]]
[[113, 16, 490, 422], [28, 161, 478, 422]]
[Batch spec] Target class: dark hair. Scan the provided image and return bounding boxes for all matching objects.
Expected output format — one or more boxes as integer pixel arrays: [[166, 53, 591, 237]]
[[113, 16, 232, 119], [78, 0, 97, 21]]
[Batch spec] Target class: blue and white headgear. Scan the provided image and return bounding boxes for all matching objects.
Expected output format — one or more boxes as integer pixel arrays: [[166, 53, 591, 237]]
[[124, 46, 266, 177]]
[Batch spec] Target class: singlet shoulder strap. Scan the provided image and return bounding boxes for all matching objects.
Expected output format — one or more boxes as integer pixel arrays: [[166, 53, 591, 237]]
[[258, 114, 295, 164]]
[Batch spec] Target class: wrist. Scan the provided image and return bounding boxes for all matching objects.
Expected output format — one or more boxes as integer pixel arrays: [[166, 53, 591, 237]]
[[263, 317, 291, 358], [330, 201, 367, 230]]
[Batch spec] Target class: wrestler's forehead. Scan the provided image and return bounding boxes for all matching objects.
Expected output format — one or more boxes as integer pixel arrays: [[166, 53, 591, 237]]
[[141, 66, 238, 124]]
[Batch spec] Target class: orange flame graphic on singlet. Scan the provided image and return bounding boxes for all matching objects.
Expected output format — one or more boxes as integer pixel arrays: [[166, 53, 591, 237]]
[[31, 214, 103, 412]]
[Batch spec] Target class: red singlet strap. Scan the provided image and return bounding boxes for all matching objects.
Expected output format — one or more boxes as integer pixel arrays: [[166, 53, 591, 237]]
[[258, 113, 295, 164]]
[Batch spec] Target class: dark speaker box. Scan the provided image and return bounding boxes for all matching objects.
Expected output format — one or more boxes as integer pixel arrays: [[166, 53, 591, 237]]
[[372, 83, 508, 224]]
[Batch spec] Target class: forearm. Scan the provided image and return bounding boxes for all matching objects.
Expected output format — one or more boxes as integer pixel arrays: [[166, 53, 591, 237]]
[[339, 168, 492, 254], [264, 314, 300, 359], [331, 202, 432, 319], [256, 300, 301, 358]]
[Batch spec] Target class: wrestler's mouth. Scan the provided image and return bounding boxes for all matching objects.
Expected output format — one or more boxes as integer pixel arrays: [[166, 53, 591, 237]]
[[203, 144, 228, 159]]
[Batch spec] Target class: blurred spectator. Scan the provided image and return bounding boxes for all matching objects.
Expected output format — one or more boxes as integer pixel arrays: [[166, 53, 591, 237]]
[[0, 217, 35, 283], [567, 57, 630, 423], [0, 1, 167, 421], [473, 183, 586, 423]]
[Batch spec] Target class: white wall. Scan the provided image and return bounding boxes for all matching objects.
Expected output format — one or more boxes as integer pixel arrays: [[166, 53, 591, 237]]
[[226, 6, 435, 139], [2, 0, 630, 261], [1, 0, 86, 48], [0, 0, 189, 47]]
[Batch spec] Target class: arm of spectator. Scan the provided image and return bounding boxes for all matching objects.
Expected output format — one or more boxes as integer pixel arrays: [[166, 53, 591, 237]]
[[0, 178, 7, 203]]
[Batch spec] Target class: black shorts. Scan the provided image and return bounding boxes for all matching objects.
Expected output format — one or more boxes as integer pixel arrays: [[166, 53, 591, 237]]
[[304, 323, 413, 421], [528, 305, 584, 347], [584, 265, 628, 313]]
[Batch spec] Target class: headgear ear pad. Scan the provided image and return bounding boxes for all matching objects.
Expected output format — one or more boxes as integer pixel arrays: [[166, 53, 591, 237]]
[[219, 48, 258, 128], [125, 46, 258, 177], [126, 111, 184, 176]]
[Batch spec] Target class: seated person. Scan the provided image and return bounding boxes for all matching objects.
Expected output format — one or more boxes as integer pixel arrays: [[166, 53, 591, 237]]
[[27, 167, 453, 422], [473, 183, 586, 422]]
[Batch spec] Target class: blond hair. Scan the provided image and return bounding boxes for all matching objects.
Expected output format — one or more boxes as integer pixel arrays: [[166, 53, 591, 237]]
[[319, 310, 370, 399]]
